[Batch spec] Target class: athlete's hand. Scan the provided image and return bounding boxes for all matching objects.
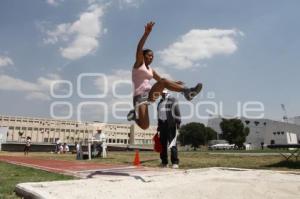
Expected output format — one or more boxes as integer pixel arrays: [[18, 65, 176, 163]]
[[144, 21, 155, 34]]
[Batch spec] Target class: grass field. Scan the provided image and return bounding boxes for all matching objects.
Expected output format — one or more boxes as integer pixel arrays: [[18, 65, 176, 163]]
[[0, 150, 299, 198], [0, 161, 75, 199], [1, 149, 299, 170]]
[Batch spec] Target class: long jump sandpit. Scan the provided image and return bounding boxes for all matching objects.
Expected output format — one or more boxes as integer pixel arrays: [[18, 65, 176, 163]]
[[15, 167, 300, 199]]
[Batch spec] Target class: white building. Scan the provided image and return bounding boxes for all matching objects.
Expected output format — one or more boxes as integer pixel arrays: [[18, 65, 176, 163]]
[[0, 115, 156, 146], [208, 117, 300, 148]]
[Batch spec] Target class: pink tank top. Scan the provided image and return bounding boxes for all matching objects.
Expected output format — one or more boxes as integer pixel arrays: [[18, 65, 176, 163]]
[[132, 63, 153, 96]]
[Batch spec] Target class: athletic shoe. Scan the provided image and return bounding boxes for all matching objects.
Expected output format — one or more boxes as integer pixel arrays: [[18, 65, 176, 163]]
[[127, 109, 136, 121], [172, 164, 179, 169], [160, 163, 169, 168], [183, 83, 203, 101]]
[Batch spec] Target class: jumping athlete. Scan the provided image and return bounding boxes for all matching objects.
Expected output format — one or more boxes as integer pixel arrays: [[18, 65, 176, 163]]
[[128, 21, 202, 130]]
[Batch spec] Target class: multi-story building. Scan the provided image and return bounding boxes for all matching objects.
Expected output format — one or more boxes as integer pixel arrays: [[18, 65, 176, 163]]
[[0, 115, 95, 144], [208, 117, 300, 148], [130, 124, 157, 145], [0, 115, 156, 147]]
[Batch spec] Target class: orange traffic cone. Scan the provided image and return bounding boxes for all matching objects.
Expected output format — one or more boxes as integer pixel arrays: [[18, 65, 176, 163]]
[[133, 149, 140, 166]]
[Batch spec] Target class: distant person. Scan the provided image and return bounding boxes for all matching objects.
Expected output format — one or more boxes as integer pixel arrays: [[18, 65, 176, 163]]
[[63, 143, 69, 153], [56, 139, 61, 153], [99, 132, 107, 158], [59, 144, 63, 154], [127, 21, 202, 130], [157, 90, 181, 168], [261, 142, 264, 150], [76, 142, 82, 160], [24, 136, 31, 156]]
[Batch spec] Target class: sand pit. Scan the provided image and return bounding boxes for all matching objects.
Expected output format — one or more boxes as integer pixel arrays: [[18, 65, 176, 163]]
[[16, 167, 300, 199]]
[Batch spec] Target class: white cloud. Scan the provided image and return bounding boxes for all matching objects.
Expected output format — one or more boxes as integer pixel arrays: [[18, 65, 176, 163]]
[[158, 29, 243, 70], [118, 0, 144, 8], [25, 92, 51, 101], [0, 74, 61, 101], [0, 75, 39, 91], [152, 67, 173, 80], [37, 73, 61, 90], [46, 0, 64, 6], [94, 69, 132, 94], [0, 56, 14, 68], [44, 4, 105, 60], [43, 23, 71, 44], [87, 0, 97, 4]]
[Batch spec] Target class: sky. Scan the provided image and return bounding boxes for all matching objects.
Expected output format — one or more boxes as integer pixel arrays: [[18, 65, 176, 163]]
[[0, 0, 300, 125]]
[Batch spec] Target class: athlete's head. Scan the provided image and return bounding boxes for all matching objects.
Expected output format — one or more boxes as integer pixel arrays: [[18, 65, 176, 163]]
[[143, 49, 153, 66]]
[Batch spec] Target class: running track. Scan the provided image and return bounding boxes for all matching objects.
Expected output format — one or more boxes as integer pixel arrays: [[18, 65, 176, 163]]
[[0, 155, 137, 177]]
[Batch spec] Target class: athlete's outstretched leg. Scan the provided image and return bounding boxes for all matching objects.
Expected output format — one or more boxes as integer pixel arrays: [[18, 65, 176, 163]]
[[148, 78, 202, 102], [148, 78, 184, 102]]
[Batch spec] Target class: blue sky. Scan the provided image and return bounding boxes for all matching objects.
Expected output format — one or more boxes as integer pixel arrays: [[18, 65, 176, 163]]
[[0, 0, 299, 125]]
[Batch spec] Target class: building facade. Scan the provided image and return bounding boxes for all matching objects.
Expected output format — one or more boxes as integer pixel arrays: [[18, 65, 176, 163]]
[[208, 117, 300, 148], [0, 115, 156, 146]]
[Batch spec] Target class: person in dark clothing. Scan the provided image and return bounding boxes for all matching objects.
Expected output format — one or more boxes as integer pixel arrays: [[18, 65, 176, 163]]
[[24, 136, 31, 156], [157, 90, 181, 169], [261, 142, 264, 150]]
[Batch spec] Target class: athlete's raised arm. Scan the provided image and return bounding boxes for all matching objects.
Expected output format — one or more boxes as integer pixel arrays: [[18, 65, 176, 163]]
[[133, 21, 155, 69]]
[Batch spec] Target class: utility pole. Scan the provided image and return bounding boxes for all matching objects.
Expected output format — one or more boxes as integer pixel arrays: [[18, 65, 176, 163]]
[[281, 104, 288, 123]]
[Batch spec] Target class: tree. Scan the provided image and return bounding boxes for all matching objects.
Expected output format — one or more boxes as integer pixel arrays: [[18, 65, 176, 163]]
[[205, 127, 218, 141], [178, 122, 217, 150], [219, 118, 249, 148]]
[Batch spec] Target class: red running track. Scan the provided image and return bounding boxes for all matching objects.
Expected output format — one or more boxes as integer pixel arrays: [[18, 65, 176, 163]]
[[0, 155, 127, 175]]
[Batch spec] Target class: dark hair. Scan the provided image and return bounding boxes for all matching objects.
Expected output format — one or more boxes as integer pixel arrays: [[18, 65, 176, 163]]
[[143, 49, 153, 56]]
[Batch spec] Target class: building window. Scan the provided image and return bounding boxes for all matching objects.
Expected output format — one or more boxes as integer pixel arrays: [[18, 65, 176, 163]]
[[270, 140, 275, 145], [281, 131, 284, 135]]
